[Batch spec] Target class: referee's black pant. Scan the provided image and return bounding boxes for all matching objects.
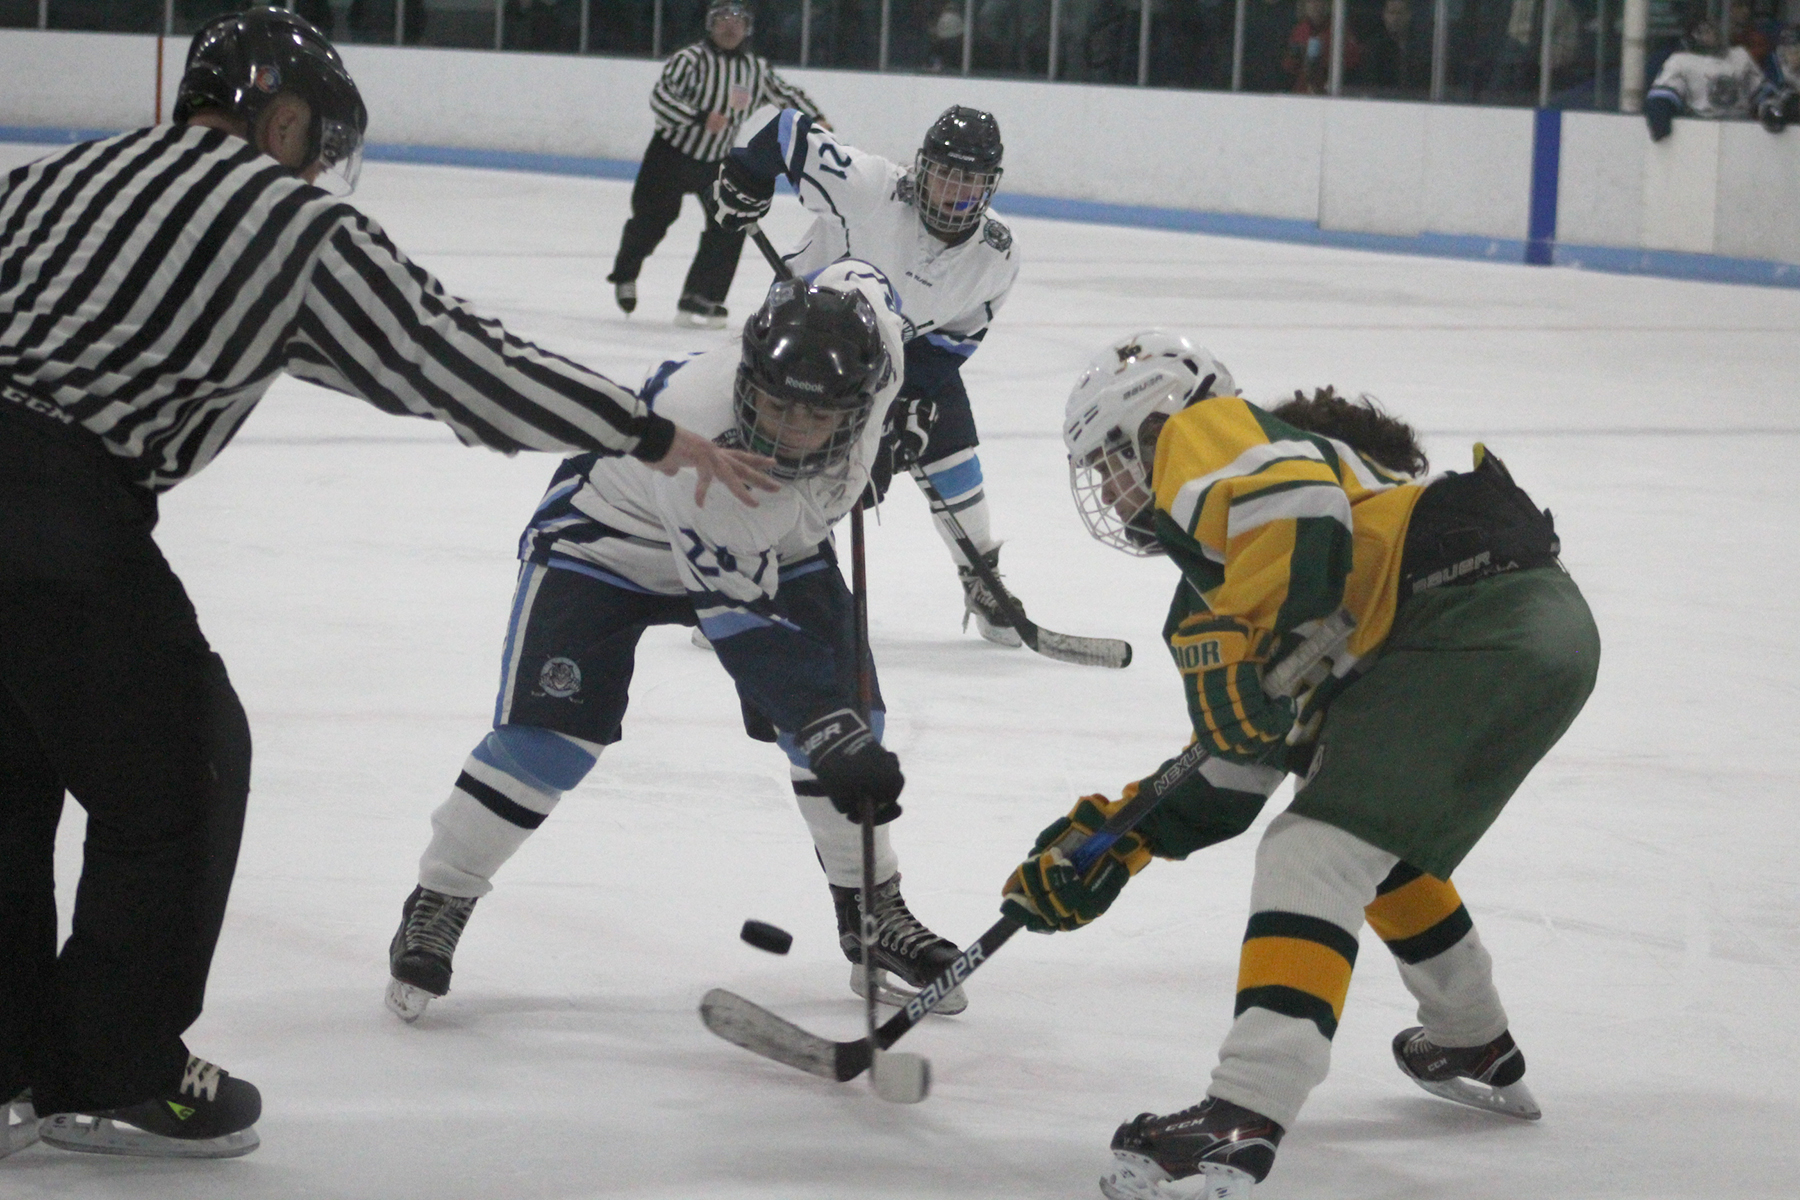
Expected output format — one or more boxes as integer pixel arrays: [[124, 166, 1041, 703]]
[[0, 409, 251, 1115], [608, 134, 747, 305]]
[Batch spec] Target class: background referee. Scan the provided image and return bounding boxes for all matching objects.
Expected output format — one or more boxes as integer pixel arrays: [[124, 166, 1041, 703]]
[[606, 1, 827, 328], [0, 7, 771, 1159]]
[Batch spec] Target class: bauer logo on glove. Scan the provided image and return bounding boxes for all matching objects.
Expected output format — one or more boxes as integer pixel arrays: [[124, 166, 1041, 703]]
[[1001, 795, 1153, 933]]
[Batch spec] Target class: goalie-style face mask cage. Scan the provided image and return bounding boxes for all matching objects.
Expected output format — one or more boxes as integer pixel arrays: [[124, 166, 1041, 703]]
[[1063, 331, 1235, 556], [734, 278, 886, 481], [913, 106, 1003, 238], [174, 6, 368, 195]]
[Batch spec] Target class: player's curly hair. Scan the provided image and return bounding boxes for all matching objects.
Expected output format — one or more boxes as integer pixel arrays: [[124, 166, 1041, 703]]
[[1270, 387, 1428, 477]]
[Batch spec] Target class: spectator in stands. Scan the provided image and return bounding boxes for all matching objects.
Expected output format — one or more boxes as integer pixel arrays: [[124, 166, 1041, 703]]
[[1757, 25, 1800, 130], [1285, 0, 1359, 93], [1360, 0, 1432, 92], [1644, 12, 1788, 138], [1728, 0, 1778, 67]]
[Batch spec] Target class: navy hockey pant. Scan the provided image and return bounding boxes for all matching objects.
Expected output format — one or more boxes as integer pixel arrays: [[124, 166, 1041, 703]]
[[609, 134, 747, 304], [0, 411, 251, 1115]]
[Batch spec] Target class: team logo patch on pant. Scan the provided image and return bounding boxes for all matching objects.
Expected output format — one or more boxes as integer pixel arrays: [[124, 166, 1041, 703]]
[[538, 657, 582, 699]]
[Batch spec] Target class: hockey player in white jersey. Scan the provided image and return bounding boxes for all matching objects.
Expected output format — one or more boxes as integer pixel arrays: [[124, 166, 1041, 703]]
[[385, 260, 967, 1021], [708, 105, 1031, 646], [1644, 14, 1790, 139]]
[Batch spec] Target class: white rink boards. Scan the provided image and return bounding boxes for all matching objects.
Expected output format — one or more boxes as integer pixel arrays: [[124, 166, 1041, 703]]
[[6, 146, 1800, 1199]]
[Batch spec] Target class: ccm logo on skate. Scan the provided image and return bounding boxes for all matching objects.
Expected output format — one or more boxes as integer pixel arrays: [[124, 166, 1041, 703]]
[[903, 943, 984, 1022]]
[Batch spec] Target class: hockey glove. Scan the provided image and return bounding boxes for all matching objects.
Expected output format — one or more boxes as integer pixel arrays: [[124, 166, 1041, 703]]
[[1179, 617, 1295, 763], [882, 396, 938, 471], [1644, 93, 1678, 141], [1001, 795, 1153, 933], [800, 708, 904, 824], [706, 156, 775, 233]]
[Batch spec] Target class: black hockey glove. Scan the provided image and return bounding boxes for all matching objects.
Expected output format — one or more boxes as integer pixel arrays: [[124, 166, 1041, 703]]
[[1644, 93, 1678, 142], [882, 396, 938, 471], [706, 157, 775, 234], [799, 708, 904, 824]]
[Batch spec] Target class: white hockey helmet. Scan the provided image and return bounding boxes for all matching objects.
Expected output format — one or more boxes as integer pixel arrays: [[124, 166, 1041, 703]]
[[1063, 331, 1235, 556]]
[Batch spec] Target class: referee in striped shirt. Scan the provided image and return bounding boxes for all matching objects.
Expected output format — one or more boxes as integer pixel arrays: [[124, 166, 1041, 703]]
[[0, 8, 771, 1157], [607, 1, 827, 328]]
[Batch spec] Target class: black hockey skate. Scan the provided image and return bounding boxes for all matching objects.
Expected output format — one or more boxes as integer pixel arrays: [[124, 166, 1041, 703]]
[[675, 292, 727, 330], [613, 279, 637, 314], [3, 1089, 39, 1159], [830, 874, 968, 1016], [38, 1056, 260, 1159], [1392, 1026, 1540, 1119], [386, 885, 478, 1023], [958, 547, 1025, 648], [1101, 1097, 1284, 1200]]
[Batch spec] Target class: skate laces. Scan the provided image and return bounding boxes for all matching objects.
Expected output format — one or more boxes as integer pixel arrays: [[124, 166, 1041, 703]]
[[868, 878, 950, 956], [403, 889, 476, 961], [179, 1057, 222, 1102]]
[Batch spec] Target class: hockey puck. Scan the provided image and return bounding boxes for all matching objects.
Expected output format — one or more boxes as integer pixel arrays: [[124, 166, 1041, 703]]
[[739, 920, 792, 955]]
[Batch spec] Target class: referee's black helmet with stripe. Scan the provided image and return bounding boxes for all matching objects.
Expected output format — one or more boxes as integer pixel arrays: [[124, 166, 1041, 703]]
[[734, 280, 886, 480], [914, 106, 1004, 237], [174, 6, 368, 192]]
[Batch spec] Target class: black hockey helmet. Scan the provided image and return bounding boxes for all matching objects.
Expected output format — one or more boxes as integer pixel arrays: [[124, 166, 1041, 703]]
[[706, 1, 754, 39], [735, 279, 887, 480], [174, 6, 368, 193], [914, 106, 1004, 238]]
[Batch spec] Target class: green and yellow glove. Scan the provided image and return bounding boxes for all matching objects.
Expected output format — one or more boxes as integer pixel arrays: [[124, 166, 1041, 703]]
[[1001, 794, 1154, 933], [1174, 617, 1294, 762]]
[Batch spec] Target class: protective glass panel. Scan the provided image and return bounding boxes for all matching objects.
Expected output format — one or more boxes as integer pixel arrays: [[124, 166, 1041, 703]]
[[333, 0, 427, 44], [887, 0, 968, 72], [46, 0, 163, 31], [1233, 0, 1307, 91], [1342, 0, 1438, 99], [1440, 0, 1545, 105], [1145, 0, 1233, 88], [797, 0, 880, 68], [501, 0, 579, 50], [660, 0, 709, 51], [584, 0, 656, 55], [1054, 0, 1149, 83], [971, 0, 1053, 79], [416, 0, 496, 47], [751, 0, 808, 63], [0, 1, 39, 30], [1546, 0, 1624, 109]]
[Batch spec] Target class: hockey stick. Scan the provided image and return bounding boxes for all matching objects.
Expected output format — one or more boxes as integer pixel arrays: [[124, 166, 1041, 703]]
[[850, 505, 931, 1104], [701, 609, 1356, 1084], [745, 224, 1132, 671], [908, 465, 1132, 669]]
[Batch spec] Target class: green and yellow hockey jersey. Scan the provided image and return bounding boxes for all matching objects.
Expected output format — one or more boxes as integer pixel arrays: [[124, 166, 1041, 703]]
[[1150, 396, 1425, 717]]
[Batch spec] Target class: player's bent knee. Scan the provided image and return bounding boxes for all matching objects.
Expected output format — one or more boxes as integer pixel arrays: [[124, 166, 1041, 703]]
[[478, 725, 601, 794]]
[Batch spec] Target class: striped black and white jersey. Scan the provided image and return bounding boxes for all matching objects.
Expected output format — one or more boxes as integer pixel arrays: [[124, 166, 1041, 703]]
[[650, 40, 825, 163], [0, 124, 673, 493]]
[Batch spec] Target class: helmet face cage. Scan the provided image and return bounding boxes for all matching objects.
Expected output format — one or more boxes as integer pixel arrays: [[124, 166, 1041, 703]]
[[732, 372, 870, 481], [1065, 372, 1196, 556], [706, 2, 754, 36], [733, 278, 885, 481], [913, 106, 1003, 237]]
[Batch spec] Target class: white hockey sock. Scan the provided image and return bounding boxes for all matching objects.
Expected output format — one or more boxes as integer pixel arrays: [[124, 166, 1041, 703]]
[[1396, 927, 1510, 1048], [919, 449, 994, 568], [792, 779, 897, 889], [418, 729, 603, 897], [1209, 813, 1398, 1130]]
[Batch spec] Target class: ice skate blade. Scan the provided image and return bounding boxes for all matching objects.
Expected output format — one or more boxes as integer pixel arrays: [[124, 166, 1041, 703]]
[[1100, 1152, 1255, 1200], [39, 1113, 260, 1159], [1410, 1075, 1541, 1120], [674, 310, 726, 331], [848, 966, 968, 1016], [386, 976, 435, 1023], [964, 609, 1023, 648], [870, 1049, 931, 1104], [3, 1095, 40, 1159], [690, 628, 715, 651]]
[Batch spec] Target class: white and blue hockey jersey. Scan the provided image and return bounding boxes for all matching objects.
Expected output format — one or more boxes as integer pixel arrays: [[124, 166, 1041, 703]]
[[514, 260, 905, 729], [735, 109, 1018, 369]]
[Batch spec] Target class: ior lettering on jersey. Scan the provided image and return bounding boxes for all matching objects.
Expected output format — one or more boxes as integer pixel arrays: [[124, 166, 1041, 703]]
[[538, 657, 582, 699]]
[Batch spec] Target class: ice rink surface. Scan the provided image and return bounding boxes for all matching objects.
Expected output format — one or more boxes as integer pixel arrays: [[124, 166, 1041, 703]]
[[6, 144, 1800, 1199]]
